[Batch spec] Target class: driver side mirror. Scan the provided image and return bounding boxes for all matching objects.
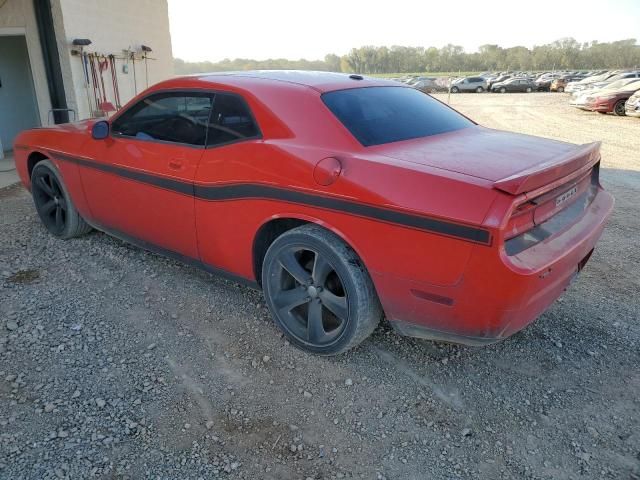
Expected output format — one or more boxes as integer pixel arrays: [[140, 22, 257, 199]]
[[91, 120, 109, 140]]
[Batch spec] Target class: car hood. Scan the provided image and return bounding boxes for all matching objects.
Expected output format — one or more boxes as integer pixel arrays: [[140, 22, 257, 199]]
[[593, 87, 639, 98], [35, 118, 95, 133], [369, 125, 578, 183], [602, 82, 640, 94]]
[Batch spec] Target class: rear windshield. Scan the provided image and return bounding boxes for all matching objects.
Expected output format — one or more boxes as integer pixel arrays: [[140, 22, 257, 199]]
[[322, 87, 473, 146]]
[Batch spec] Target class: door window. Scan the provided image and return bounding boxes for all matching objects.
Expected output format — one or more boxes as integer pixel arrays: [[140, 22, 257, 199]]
[[112, 92, 213, 146], [207, 93, 260, 147]]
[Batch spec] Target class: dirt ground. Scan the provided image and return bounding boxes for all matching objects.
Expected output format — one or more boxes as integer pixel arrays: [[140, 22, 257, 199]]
[[1, 93, 639, 480]]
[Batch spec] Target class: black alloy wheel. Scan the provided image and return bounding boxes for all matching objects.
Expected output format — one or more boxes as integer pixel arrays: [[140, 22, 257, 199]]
[[269, 246, 348, 346], [262, 225, 381, 355], [31, 160, 92, 239], [32, 168, 68, 236]]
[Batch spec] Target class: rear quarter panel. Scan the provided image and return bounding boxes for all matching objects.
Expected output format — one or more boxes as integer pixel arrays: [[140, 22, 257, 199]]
[[193, 83, 499, 289], [195, 134, 499, 289]]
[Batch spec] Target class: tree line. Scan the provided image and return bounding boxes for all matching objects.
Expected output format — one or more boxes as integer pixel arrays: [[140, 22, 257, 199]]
[[174, 38, 640, 75]]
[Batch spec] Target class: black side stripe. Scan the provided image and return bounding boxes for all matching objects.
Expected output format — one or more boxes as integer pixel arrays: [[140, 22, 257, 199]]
[[194, 183, 491, 244], [55, 152, 194, 195], [52, 151, 491, 245]]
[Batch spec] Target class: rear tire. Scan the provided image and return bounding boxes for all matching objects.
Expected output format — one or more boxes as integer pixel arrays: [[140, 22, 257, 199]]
[[31, 160, 92, 239], [526, 87, 532, 93], [262, 224, 381, 355], [475, 86, 484, 93], [557, 86, 564, 92]]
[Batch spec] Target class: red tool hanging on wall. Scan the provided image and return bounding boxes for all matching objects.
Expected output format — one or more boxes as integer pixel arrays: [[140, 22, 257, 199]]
[[85, 54, 113, 117], [87, 53, 102, 115], [108, 55, 121, 109], [97, 55, 116, 116]]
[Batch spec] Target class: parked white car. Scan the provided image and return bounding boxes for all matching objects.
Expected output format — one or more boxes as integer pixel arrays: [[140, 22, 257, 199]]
[[569, 78, 638, 106], [567, 71, 640, 93]]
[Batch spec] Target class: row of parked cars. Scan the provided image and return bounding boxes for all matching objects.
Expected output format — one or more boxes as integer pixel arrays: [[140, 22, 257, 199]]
[[395, 69, 640, 117], [396, 70, 630, 94], [397, 74, 539, 93], [564, 70, 640, 116]]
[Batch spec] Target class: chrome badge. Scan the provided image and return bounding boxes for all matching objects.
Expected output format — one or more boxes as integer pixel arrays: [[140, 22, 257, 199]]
[[556, 186, 578, 207]]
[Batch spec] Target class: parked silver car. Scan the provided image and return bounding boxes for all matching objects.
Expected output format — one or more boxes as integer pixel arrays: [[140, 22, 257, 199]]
[[450, 76, 488, 93], [410, 77, 439, 93]]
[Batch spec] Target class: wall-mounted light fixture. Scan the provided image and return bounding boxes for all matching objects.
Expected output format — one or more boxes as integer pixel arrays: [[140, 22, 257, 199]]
[[72, 38, 92, 46], [140, 45, 153, 88]]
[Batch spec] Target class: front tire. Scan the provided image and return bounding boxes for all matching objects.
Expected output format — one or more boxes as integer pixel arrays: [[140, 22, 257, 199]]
[[526, 87, 532, 93], [500, 87, 507, 93], [31, 160, 92, 239], [475, 86, 484, 93], [450, 86, 459, 93], [262, 225, 381, 355], [613, 100, 626, 116]]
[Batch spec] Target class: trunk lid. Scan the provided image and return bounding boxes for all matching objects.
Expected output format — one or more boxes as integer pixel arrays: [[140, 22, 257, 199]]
[[371, 125, 602, 252], [370, 126, 597, 192]]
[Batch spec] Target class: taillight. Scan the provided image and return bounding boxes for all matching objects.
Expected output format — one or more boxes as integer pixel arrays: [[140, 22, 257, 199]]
[[505, 200, 536, 240], [503, 166, 596, 249]]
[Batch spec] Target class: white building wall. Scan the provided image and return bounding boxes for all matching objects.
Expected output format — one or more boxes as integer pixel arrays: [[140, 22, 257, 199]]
[[57, 0, 174, 120], [0, 0, 54, 126]]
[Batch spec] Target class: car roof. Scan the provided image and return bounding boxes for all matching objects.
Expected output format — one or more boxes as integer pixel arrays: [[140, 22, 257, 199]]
[[163, 70, 400, 93]]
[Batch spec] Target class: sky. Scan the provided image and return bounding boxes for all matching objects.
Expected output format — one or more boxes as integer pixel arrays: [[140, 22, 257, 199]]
[[168, 0, 640, 62]]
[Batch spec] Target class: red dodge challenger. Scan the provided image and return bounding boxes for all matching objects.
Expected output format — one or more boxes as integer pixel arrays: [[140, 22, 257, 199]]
[[14, 71, 614, 355]]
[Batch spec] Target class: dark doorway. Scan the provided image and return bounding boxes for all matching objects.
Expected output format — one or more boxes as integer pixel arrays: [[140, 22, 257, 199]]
[[0, 35, 40, 153]]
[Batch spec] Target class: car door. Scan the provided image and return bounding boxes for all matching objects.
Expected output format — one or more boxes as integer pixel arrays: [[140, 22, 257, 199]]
[[81, 91, 214, 259], [193, 91, 263, 274]]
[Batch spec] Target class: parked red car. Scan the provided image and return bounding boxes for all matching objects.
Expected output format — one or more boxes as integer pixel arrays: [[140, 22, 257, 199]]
[[585, 87, 640, 116], [14, 71, 613, 355]]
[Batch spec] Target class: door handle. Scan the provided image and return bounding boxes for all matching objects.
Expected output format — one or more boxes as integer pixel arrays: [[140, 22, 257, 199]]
[[168, 158, 184, 170]]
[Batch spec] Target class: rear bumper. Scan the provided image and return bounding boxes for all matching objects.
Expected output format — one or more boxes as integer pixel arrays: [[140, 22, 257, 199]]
[[375, 188, 614, 345]]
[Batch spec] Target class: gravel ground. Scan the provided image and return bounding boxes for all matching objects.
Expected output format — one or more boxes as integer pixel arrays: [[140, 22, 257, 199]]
[[1, 93, 639, 480]]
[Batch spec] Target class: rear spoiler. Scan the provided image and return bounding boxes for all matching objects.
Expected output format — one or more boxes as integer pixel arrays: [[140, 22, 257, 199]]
[[493, 142, 601, 195]]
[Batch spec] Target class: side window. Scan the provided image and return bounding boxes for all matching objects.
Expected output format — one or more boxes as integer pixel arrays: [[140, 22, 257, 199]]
[[207, 93, 260, 147], [112, 92, 213, 146]]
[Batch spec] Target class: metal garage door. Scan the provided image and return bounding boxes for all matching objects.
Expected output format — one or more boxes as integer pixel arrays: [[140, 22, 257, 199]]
[[0, 35, 40, 153]]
